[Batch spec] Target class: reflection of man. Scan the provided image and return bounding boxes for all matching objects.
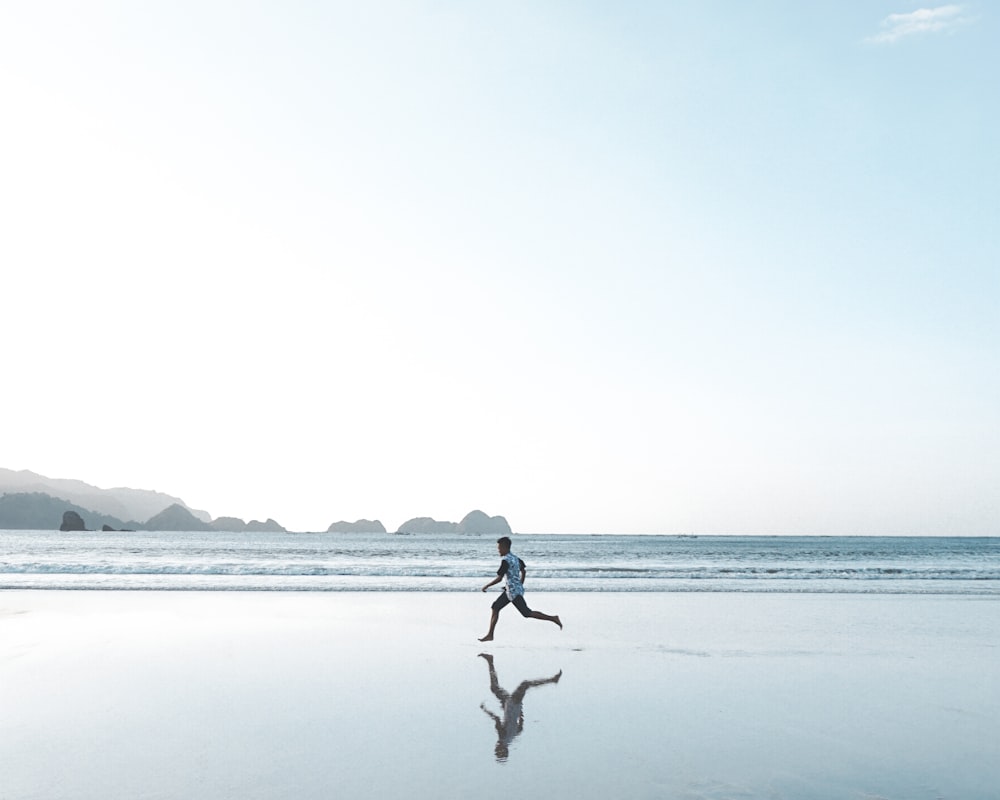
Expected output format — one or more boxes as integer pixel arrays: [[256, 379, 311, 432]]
[[479, 653, 562, 762], [479, 536, 561, 642]]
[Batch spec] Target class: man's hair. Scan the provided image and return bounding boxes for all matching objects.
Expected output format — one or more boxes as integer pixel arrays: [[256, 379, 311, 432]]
[[496, 536, 512, 549]]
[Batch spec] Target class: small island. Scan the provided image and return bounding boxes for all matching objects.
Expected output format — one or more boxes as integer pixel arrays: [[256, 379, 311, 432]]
[[396, 510, 511, 535], [327, 520, 387, 533]]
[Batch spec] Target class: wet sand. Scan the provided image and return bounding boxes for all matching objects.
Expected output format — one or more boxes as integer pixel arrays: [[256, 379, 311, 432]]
[[1, 591, 998, 799]]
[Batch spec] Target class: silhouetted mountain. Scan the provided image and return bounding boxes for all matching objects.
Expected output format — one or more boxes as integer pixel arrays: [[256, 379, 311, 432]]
[[245, 518, 286, 532], [0, 492, 134, 531], [206, 515, 287, 532], [211, 516, 248, 531], [327, 519, 387, 533], [396, 517, 458, 534], [2, 469, 513, 536], [396, 511, 512, 535], [142, 503, 212, 532], [0, 468, 211, 523], [457, 510, 512, 535]]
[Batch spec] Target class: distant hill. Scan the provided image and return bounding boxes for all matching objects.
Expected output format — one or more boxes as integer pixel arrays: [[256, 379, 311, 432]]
[[327, 519, 387, 533], [0, 492, 135, 531], [396, 516, 458, 534], [0, 468, 211, 523], [1, 469, 510, 536], [142, 503, 213, 532], [457, 510, 511, 535], [396, 511, 511, 535], [246, 518, 287, 533], [0, 493, 287, 533], [211, 516, 249, 532]]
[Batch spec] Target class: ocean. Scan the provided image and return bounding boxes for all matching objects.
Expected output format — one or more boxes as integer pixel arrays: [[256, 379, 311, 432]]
[[1, 530, 998, 594]]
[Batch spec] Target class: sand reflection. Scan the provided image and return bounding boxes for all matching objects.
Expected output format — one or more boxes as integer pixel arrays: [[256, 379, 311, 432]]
[[478, 653, 562, 762]]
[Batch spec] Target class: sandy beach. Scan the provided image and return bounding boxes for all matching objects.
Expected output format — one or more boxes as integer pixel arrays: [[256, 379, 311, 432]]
[[1, 591, 997, 799]]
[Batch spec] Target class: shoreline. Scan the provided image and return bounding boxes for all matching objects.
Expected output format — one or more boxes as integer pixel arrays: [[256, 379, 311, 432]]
[[2, 591, 998, 799], [4, 584, 998, 595]]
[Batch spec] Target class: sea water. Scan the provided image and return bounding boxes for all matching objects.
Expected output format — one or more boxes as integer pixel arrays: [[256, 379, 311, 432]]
[[1, 530, 997, 593]]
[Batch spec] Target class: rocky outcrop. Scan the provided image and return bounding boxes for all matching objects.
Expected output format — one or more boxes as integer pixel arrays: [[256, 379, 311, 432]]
[[327, 519, 387, 533], [60, 510, 86, 531]]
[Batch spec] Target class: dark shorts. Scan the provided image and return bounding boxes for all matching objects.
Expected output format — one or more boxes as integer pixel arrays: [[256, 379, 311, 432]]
[[492, 591, 532, 617]]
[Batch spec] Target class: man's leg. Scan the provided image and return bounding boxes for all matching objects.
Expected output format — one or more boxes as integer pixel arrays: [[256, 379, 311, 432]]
[[480, 593, 509, 641], [529, 609, 562, 629], [513, 595, 562, 630], [479, 608, 500, 642]]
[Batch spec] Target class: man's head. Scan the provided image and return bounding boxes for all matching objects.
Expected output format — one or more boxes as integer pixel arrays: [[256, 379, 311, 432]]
[[496, 536, 512, 555]]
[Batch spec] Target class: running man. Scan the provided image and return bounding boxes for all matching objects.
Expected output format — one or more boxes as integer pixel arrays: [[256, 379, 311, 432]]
[[479, 536, 562, 641]]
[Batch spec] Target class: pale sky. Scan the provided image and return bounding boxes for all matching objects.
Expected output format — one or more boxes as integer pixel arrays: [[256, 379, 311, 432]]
[[2, 2, 997, 534]]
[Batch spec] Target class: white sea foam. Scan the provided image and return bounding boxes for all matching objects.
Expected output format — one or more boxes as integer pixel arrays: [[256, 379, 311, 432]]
[[1, 530, 998, 593]]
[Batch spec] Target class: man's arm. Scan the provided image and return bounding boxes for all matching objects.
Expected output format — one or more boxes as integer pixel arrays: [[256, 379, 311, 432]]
[[482, 560, 507, 592]]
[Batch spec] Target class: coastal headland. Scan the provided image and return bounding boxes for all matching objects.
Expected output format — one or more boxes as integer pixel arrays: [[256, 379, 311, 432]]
[[0, 468, 511, 534]]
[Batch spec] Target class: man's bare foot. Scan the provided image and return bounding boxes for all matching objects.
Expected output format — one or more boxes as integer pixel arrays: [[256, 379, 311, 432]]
[[479, 635, 493, 642], [554, 616, 562, 630]]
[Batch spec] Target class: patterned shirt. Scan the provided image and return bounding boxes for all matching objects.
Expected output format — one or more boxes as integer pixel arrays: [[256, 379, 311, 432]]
[[497, 552, 526, 599]]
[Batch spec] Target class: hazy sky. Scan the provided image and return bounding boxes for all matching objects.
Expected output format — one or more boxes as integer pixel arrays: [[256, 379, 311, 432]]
[[2, 2, 997, 534]]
